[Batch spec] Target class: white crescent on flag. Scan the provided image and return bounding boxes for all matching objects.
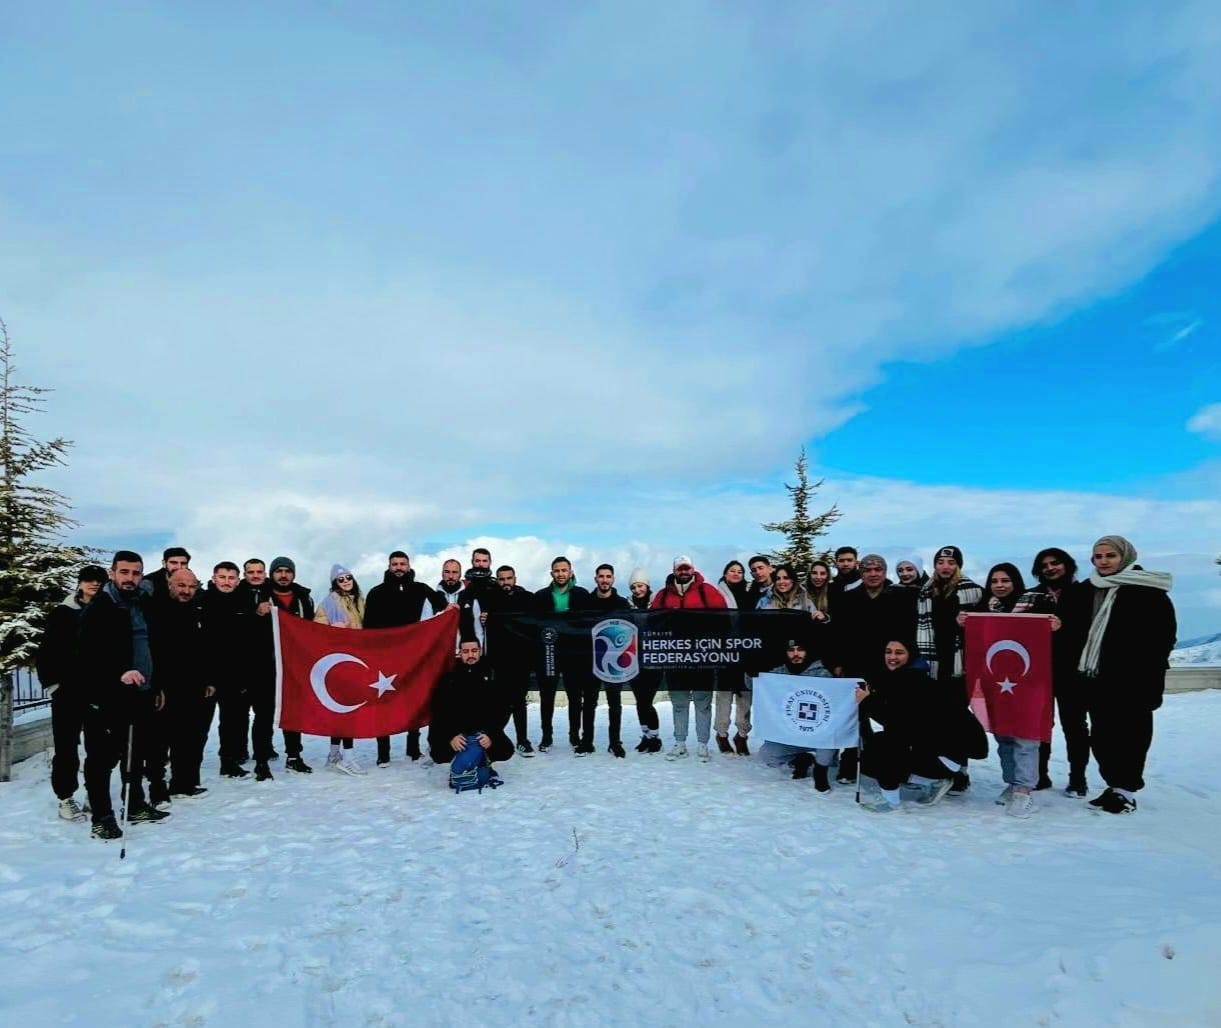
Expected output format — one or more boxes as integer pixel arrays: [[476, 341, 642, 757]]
[[309, 653, 370, 714], [984, 639, 1031, 678]]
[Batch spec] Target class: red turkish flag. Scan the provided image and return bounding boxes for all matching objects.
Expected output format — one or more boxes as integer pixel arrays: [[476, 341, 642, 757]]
[[274, 607, 459, 738], [964, 613, 1054, 742]]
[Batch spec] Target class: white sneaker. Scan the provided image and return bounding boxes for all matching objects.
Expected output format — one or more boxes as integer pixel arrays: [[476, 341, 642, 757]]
[[326, 748, 342, 766], [58, 797, 87, 822], [1006, 791, 1035, 819], [697, 743, 711, 762], [420, 755, 435, 768], [995, 785, 1014, 806], [665, 743, 689, 761], [334, 755, 367, 776]]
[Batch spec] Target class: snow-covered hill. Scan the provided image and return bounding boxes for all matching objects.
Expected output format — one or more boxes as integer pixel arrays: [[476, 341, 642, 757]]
[[1170, 631, 1221, 666]]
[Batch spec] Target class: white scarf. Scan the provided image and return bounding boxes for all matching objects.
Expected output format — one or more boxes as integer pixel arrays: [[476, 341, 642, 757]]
[[1078, 566, 1173, 676]]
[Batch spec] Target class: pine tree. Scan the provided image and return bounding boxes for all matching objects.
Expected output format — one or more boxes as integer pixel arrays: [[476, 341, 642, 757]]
[[761, 448, 841, 570], [0, 319, 93, 779]]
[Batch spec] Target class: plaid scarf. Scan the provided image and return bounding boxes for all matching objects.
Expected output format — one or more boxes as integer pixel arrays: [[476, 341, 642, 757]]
[[916, 576, 982, 678]]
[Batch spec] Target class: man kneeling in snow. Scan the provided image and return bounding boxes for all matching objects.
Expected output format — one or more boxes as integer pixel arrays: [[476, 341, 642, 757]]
[[428, 637, 515, 770]]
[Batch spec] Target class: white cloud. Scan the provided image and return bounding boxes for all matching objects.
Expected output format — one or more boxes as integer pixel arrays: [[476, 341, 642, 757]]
[[1187, 403, 1221, 440]]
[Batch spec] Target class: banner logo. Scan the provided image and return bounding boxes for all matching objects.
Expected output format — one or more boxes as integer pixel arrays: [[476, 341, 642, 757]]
[[592, 618, 639, 683], [541, 626, 559, 679], [783, 687, 833, 734]]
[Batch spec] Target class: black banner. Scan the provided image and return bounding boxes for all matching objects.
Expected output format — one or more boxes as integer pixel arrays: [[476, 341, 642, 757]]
[[486, 609, 812, 682]]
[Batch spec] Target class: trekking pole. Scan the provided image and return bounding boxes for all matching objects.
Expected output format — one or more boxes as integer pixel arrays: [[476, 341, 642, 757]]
[[119, 721, 135, 860], [854, 730, 862, 805]]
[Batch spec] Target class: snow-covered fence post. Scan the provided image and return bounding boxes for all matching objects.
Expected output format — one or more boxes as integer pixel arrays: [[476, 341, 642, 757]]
[[0, 668, 14, 781]]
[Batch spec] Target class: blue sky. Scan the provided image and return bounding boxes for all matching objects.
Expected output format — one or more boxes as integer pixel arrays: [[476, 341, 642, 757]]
[[2, 2, 1220, 635]]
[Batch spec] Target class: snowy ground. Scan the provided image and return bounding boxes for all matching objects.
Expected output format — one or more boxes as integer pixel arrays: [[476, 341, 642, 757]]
[[2, 693, 1220, 1027]]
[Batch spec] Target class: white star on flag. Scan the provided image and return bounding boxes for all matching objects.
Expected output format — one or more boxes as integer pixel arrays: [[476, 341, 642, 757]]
[[998, 678, 1017, 694], [368, 671, 397, 698]]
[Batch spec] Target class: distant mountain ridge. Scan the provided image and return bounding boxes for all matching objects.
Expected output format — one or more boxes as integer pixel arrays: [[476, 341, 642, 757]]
[[1171, 631, 1221, 667]]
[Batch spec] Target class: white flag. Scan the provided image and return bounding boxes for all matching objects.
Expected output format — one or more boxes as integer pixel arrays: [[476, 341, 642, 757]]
[[752, 673, 861, 750]]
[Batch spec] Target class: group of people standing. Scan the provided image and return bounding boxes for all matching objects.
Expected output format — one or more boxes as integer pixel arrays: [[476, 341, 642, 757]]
[[34, 534, 1175, 840]]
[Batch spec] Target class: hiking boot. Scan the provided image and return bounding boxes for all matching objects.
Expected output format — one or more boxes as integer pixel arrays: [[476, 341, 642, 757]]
[[1006, 791, 1035, 819], [128, 803, 172, 824], [812, 763, 831, 793], [836, 749, 858, 785], [913, 778, 954, 807], [91, 816, 123, 840], [1065, 772, 1088, 798], [790, 752, 814, 780], [635, 736, 651, 753], [220, 762, 250, 778], [285, 756, 313, 773], [58, 797, 87, 822], [609, 742, 626, 759], [697, 743, 711, 762], [733, 734, 750, 757], [254, 762, 273, 781], [666, 742, 689, 761], [715, 734, 734, 754], [1096, 789, 1137, 814], [516, 740, 535, 757], [949, 771, 971, 795], [995, 785, 1014, 806]]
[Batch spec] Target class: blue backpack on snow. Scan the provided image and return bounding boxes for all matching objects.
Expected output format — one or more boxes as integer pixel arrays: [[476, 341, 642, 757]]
[[448, 735, 503, 794]]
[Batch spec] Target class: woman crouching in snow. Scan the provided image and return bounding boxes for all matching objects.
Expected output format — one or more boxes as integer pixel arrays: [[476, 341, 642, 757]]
[[855, 638, 987, 812], [314, 563, 368, 775]]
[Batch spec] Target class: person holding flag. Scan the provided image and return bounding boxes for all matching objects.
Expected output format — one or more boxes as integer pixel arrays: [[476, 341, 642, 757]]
[[961, 563, 1059, 817], [1066, 536, 1175, 815]]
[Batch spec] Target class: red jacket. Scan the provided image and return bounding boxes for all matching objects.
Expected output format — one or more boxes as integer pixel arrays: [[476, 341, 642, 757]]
[[650, 571, 729, 610]]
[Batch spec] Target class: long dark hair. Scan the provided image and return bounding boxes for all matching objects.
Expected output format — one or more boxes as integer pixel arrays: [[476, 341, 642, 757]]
[[981, 563, 1026, 612], [719, 560, 750, 607], [1030, 547, 1078, 583], [805, 560, 831, 613]]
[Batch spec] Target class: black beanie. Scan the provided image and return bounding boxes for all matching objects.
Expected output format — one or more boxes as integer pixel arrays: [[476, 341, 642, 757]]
[[935, 545, 963, 568]]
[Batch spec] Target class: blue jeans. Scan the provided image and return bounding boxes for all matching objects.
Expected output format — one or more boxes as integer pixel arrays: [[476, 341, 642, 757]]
[[670, 690, 713, 744], [997, 736, 1039, 789]]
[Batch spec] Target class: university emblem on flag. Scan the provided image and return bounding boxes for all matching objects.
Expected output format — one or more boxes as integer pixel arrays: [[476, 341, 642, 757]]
[[591, 618, 639, 683], [784, 687, 832, 734]]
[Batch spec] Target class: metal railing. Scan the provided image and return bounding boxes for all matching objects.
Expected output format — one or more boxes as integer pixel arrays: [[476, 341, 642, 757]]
[[9, 667, 48, 712]]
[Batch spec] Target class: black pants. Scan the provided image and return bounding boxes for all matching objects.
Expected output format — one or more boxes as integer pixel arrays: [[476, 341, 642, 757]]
[[144, 705, 172, 795], [580, 684, 622, 745], [82, 700, 149, 822], [538, 674, 583, 744], [219, 681, 276, 764], [496, 668, 532, 744], [429, 729, 515, 765], [632, 672, 661, 732], [1051, 676, 1091, 775], [1089, 694, 1154, 793], [283, 729, 303, 758], [217, 687, 250, 764], [50, 690, 84, 801], [170, 694, 216, 791]]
